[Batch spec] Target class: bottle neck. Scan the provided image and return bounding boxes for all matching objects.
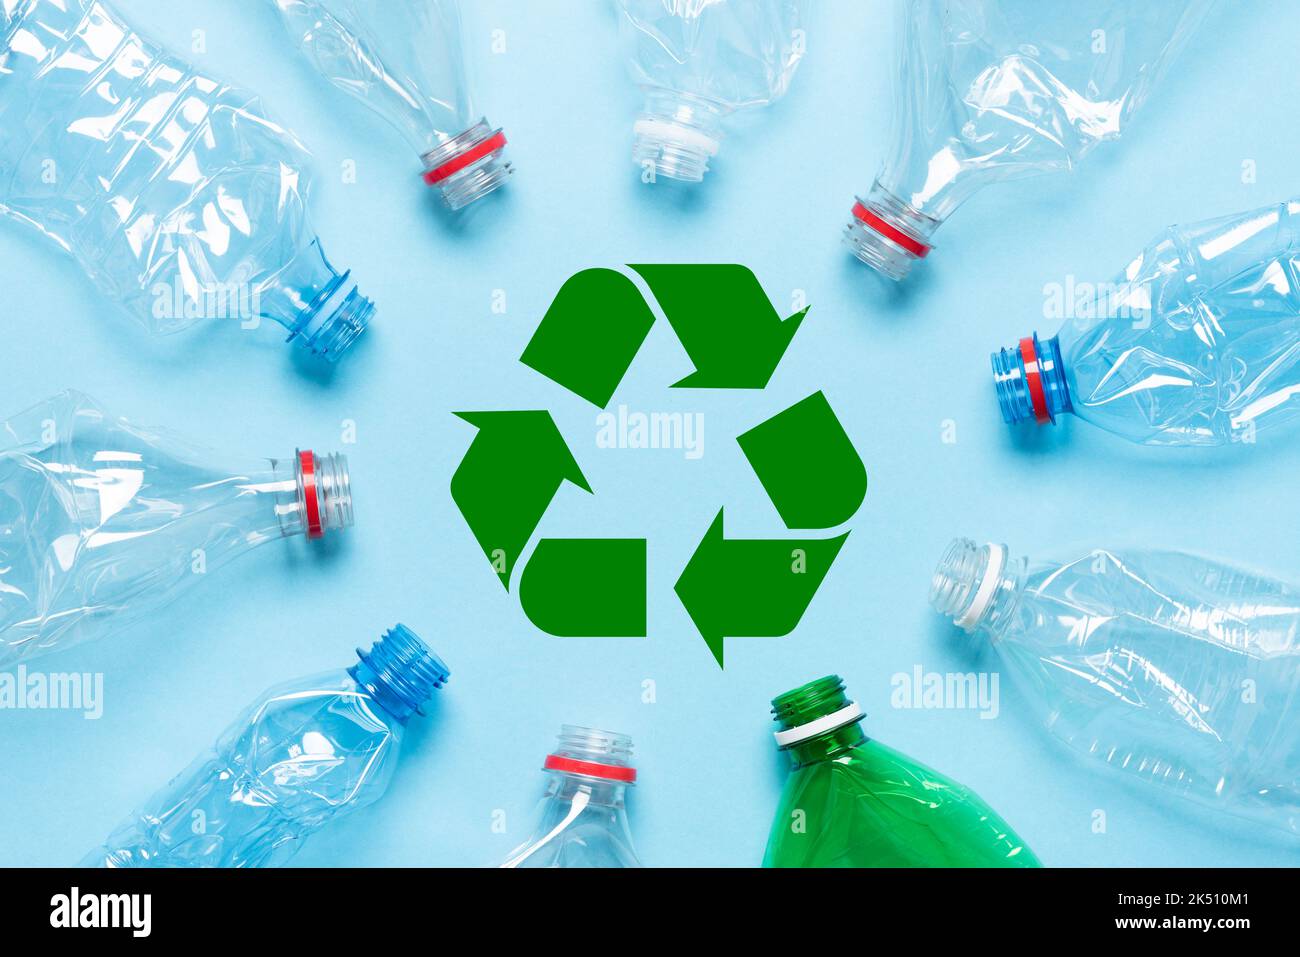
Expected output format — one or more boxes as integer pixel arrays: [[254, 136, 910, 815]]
[[632, 90, 725, 183], [844, 179, 943, 281], [770, 675, 869, 768], [930, 539, 1024, 640], [420, 117, 513, 210], [538, 725, 636, 808], [257, 238, 373, 362], [348, 624, 450, 725], [991, 333, 1073, 426], [266, 450, 353, 540]]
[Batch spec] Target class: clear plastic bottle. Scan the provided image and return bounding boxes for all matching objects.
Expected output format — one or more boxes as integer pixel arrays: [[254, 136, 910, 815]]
[[0, 0, 372, 360], [82, 625, 449, 867], [617, 0, 807, 183], [270, 0, 511, 210], [932, 538, 1300, 836], [846, 0, 1214, 280], [993, 199, 1300, 446], [0, 391, 352, 668], [500, 726, 642, 867], [763, 676, 1040, 867]]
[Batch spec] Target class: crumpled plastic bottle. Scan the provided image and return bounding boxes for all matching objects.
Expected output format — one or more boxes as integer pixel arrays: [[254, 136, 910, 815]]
[[763, 676, 1040, 867], [932, 538, 1300, 836], [993, 199, 1300, 446], [617, 0, 807, 182], [500, 726, 642, 867], [270, 0, 511, 210], [83, 625, 449, 867], [845, 0, 1215, 280], [0, 391, 352, 668], [0, 0, 372, 360]]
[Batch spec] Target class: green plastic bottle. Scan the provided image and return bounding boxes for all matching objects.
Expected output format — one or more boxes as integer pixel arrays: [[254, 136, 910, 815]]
[[762, 676, 1041, 867]]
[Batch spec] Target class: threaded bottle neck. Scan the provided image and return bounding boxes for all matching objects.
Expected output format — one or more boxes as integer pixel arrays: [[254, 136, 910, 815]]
[[770, 676, 867, 766], [551, 725, 634, 765], [844, 179, 941, 281], [632, 90, 724, 183], [540, 726, 636, 806], [273, 450, 353, 540], [544, 725, 636, 784], [930, 538, 1021, 638], [349, 624, 450, 725], [265, 238, 372, 362], [420, 117, 512, 210], [991, 332, 1072, 426]]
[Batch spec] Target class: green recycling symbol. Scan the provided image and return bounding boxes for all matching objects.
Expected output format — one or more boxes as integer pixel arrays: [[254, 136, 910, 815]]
[[451, 265, 866, 668]]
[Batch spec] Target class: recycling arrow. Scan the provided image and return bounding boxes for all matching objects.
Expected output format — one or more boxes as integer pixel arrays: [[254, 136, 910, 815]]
[[450, 411, 590, 589], [520, 538, 647, 637], [739, 391, 868, 529], [674, 509, 849, 668], [520, 268, 657, 409], [630, 264, 807, 389]]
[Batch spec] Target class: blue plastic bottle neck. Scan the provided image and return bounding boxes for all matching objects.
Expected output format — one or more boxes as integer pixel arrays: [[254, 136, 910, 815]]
[[349, 625, 450, 725], [991, 333, 1073, 426], [259, 238, 373, 362]]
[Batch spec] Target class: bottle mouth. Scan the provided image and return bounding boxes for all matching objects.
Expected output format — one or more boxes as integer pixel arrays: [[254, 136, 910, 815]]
[[770, 676, 865, 748], [290, 271, 373, 362], [293, 449, 353, 540], [350, 624, 450, 725], [421, 118, 512, 211], [843, 181, 940, 281], [930, 538, 1006, 633], [991, 333, 1072, 425], [543, 725, 636, 783], [632, 92, 724, 183], [632, 117, 720, 183]]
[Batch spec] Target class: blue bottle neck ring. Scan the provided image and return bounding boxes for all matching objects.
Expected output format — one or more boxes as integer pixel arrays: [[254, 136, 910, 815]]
[[991, 333, 1073, 426]]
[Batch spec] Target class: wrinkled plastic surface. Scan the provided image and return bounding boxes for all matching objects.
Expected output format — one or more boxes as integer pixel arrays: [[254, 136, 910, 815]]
[[501, 775, 642, 868], [617, 0, 806, 113], [271, 0, 474, 155], [0, 391, 292, 668], [951, 543, 1300, 835], [83, 670, 403, 867], [0, 0, 350, 342], [763, 735, 1040, 867], [883, 0, 1213, 222], [1059, 199, 1300, 445]]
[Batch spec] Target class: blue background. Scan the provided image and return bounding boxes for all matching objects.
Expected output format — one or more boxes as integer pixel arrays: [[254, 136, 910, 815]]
[[2, 0, 1299, 868]]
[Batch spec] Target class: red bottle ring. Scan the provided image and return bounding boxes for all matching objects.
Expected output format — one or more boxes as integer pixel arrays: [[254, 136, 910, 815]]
[[422, 131, 507, 185], [1018, 336, 1051, 424], [851, 201, 931, 258], [543, 754, 637, 783], [299, 449, 323, 539]]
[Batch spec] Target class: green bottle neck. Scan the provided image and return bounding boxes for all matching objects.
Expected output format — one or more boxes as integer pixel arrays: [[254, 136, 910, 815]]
[[786, 723, 867, 768]]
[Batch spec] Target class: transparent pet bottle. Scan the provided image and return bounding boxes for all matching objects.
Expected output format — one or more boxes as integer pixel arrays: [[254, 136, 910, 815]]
[[764, 676, 1040, 867], [0, 391, 352, 668], [500, 726, 642, 868], [845, 0, 1215, 280], [932, 538, 1300, 836], [271, 0, 510, 210], [617, 0, 808, 183], [993, 198, 1300, 446], [83, 625, 449, 867], [0, 0, 372, 360]]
